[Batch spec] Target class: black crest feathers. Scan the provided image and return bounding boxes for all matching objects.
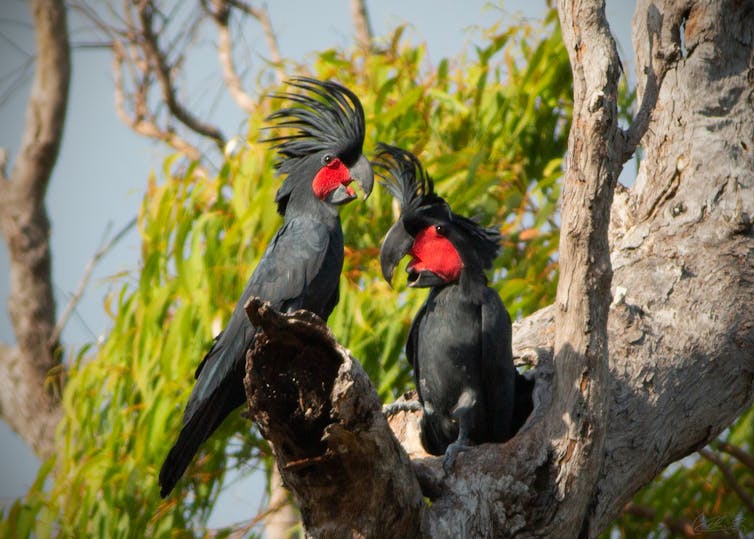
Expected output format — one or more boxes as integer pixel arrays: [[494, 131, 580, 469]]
[[375, 143, 502, 270], [374, 142, 443, 211], [264, 78, 366, 214], [265, 77, 366, 167]]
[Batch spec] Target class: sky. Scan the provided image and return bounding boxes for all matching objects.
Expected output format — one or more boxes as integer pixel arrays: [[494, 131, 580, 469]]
[[0, 0, 635, 531]]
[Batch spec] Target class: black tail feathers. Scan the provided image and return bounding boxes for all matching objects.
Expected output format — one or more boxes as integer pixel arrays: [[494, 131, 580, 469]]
[[158, 398, 228, 498]]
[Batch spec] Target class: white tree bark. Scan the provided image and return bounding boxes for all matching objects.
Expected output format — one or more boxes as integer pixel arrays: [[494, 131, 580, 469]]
[[243, 0, 754, 536]]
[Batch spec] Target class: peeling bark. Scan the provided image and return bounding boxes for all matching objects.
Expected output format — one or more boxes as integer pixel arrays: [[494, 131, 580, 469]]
[[243, 0, 754, 537], [0, 0, 70, 459]]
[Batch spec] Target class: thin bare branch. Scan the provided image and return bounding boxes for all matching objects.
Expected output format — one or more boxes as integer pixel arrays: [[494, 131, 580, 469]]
[[112, 40, 202, 161], [203, 0, 256, 114], [350, 0, 374, 52], [70, 40, 113, 50], [228, 0, 284, 82], [73, 0, 290, 159], [0, 55, 34, 108], [135, 0, 226, 153], [0, 25, 34, 57], [716, 441, 754, 473], [700, 448, 754, 515], [49, 218, 137, 346]]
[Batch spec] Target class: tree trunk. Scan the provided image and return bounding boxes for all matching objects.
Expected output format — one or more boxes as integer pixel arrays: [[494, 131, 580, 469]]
[[0, 0, 70, 459], [243, 0, 754, 536]]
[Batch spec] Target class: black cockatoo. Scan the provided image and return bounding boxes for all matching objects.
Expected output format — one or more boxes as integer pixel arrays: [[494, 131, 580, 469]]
[[159, 78, 374, 497], [377, 144, 529, 472]]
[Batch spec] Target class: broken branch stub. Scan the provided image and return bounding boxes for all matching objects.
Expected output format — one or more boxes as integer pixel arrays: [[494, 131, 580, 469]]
[[243, 297, 424, 537]]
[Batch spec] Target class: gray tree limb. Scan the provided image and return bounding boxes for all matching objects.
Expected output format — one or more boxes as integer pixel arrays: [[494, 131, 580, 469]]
[[0, 0, 70, 458], [535, 0, 622, 533]]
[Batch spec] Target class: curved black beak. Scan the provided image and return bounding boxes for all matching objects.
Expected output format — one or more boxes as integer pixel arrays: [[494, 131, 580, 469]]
[[325, 184, 357, 205], [349, 154, 374, 200], [407, 269, 446, 288], [379, 220, 414, 285]]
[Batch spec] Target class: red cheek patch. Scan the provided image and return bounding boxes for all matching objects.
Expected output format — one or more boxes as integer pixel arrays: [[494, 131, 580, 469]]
[[312, 158, 351, 199], [409, 226, 463, 282]]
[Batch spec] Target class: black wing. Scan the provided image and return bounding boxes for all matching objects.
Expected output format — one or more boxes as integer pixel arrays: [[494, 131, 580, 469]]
[[480, 288, 515, 442], [190, 216, 332, 409], [160, 217, 334, 497], [406, 300, 428, 403]]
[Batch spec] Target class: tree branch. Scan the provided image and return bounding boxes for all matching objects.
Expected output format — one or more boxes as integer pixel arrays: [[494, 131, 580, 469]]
[[540, 1, 623, 534], [0, 0, 70, 458], [716, 441, 754, 474], [135, 0, 226, 154], [76, 0, 290, 161], [227, 0, 284, 83], [350, 0, 374, 53], [620, 0, 683, 162], [48, 218, 136, 346], [699, 448, 754, 515], [111, 39, 202, 161], [243, 298, 424, 538]]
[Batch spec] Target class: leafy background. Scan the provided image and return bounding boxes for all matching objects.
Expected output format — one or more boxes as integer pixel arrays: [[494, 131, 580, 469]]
[[2, 4, 752, 539]]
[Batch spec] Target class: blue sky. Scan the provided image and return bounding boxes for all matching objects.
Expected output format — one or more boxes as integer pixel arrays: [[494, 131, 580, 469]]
[[0, 0, 635, 530]]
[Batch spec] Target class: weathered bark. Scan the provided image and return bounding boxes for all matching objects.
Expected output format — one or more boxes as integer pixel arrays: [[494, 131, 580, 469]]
[[0, 0, 70, 458], [592, 0, 754, 529], [535, 0, 621, 533], [243, 0, 754, 537], [243, 298, 424, 538]]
